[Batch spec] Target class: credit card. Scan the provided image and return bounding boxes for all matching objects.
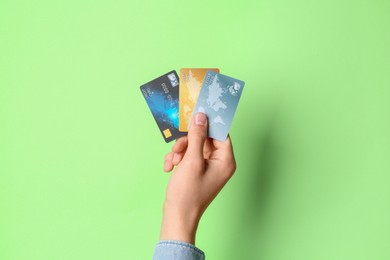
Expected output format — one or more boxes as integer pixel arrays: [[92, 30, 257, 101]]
[[179, 68, 219, 131], [192, 70, 245, 141], [140, 70, 186, 143]]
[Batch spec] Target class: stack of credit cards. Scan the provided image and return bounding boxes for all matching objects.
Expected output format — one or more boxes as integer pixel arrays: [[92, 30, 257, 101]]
[[140, 69, 245, 143]]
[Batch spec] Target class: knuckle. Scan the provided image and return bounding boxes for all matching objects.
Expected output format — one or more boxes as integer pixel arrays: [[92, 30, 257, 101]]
[[189, 127, 206, 138], [224, 160, 237, 178]]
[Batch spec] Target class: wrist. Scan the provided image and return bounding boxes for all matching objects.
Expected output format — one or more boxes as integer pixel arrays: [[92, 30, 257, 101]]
[[160, 202, 201, 245]]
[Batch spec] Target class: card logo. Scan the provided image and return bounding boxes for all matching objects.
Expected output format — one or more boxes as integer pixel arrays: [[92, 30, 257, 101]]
[[229, 82, 241, 96], [167, 73, 179, 87]]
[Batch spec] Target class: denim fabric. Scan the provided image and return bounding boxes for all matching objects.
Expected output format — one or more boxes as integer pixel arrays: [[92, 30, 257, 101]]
[[153, 240, 205, 260]]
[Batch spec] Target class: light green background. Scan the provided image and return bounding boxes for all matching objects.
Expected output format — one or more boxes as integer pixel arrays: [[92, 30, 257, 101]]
[[1, 0, 389, 259]]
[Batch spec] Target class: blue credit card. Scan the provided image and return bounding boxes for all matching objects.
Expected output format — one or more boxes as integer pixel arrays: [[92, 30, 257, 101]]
[[140, 70, 187, 143], [192, 70, 245, 141]]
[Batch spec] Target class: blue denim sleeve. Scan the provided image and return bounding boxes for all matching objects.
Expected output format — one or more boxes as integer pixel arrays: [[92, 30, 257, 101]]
[[152, 240, 205, 260]]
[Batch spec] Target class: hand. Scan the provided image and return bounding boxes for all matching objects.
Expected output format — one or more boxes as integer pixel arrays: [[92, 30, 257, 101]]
[[160, 112, 236, 245]]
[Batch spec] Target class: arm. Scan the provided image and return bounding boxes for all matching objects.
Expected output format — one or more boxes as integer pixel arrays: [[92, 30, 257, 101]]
[[153, 112, 236, 259]]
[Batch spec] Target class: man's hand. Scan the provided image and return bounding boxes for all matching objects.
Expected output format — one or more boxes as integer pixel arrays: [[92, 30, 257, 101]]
[[160, 112, 236, 245]]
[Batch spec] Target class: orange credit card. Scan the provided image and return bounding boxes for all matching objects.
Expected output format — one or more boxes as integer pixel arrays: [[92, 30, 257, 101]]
[[179, 68, 220, 131]]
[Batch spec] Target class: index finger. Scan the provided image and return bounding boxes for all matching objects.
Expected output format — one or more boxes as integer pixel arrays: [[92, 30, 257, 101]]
[[212, 134, 234, 160], [212, 134, 233, 149], [172, 136, 188, 153]]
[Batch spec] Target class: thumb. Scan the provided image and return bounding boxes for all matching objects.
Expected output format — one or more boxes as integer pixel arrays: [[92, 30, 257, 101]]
[[185, 112, 208, 159]]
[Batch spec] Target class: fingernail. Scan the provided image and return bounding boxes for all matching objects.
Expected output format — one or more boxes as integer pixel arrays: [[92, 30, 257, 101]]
[[195, 113, 207, 126]]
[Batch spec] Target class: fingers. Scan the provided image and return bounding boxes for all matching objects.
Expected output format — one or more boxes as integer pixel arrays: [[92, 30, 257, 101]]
[[218, 135, 237, 174], [164, 137, 188, 172], [212, 134, 233, 149], [212, 135, 234, 159], [208, 135, 236, 176], [163, 152, 184, 172], [172, 152, 184, 165], [171, 136, 188, 165], [172, 136, 188, 153], [163, 152, 174, 172], [185, 113, 208, 159]]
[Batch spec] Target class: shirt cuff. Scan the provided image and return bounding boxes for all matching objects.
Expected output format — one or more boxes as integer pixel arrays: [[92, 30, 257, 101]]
[[152, 240, 205, 260]]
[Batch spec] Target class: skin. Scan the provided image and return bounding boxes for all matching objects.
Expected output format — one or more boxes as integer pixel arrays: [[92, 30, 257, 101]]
[[160, 112, 237, 245]]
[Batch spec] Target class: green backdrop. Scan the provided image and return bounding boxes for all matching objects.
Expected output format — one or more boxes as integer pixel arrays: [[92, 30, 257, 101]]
[[1, 0, 389, 259]]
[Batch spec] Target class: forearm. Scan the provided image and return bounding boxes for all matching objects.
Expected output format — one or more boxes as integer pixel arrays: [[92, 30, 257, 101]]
[[160, 202, 200, 245], [153, 203, 204, 260]]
